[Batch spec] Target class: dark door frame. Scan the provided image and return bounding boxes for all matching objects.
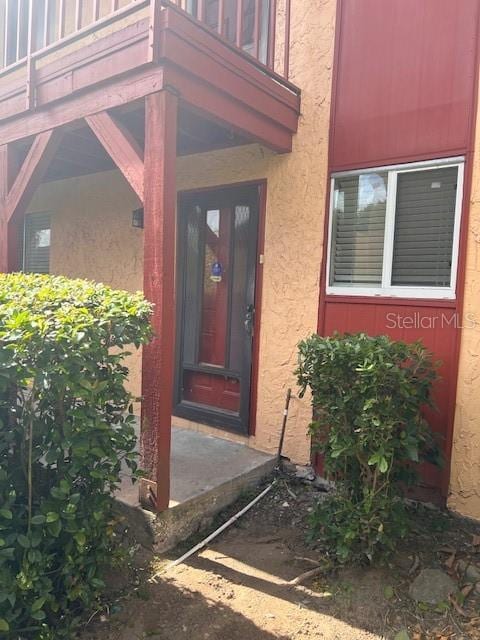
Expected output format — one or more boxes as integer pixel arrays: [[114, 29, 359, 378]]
[[174, 179, 266, 436]]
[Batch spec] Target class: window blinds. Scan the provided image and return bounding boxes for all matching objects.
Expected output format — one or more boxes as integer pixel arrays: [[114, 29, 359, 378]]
[[23, 213, 51, 274], [330, 172, 387, 286], [391, 167, 457, 287]]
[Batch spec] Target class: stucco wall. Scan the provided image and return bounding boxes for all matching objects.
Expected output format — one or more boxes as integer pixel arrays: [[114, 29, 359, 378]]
[[26, 0, 336, 464], [449, 93, 480, 519], [27, 172, 144, 400]]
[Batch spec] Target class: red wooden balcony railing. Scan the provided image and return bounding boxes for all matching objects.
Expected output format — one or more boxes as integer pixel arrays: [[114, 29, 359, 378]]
[[0, 0, 291, 77]]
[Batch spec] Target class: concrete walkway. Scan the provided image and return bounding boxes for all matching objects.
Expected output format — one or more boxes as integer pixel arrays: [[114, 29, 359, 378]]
[[118, 426, 275, 509]]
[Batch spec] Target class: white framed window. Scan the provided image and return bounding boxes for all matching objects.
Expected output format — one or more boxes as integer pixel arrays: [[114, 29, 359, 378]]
[[23, 212, 51, 274], [326, 157, 464, 299]]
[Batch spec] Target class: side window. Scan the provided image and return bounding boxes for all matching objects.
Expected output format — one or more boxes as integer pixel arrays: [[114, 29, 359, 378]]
[[23, 213, 51, 274], [328, 159, 464, 299]]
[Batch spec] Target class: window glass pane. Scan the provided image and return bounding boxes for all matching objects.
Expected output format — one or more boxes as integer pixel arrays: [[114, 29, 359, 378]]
[[229, 205, 250, 372], [330, 172, 387, 287], [391, 167, 457, 287], [23, 213, 51, 274]]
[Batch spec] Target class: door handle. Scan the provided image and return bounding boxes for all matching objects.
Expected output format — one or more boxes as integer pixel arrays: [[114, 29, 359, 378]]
[[245, 304, 255, 335]]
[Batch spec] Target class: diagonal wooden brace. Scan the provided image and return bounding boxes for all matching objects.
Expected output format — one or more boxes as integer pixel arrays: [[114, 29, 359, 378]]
[[5, 129, 62, 224], [85, 111, 145, 203]]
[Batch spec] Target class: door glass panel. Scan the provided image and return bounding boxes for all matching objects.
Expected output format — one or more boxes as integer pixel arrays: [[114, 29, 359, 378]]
[[229, 205, 250, 371], [199, 209, 231, 367], [183, 205, 202, 366]]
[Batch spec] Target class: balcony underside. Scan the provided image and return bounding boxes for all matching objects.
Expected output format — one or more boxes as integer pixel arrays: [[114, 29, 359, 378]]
[[14, 103, 253, 184], [0, 4, 300, 156]]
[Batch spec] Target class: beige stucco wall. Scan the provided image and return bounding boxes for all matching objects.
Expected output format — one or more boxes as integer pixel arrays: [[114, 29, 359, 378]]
[[26, 0, 336, 464], [449, 90, 480, 519], [27, 172, 145, 401]]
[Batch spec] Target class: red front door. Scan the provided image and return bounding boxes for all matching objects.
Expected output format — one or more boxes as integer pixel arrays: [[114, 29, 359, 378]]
[[175, 185, 259, 433]]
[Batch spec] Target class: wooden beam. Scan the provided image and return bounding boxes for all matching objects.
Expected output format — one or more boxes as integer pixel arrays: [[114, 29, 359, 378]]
[[0, 66, 165, 147], [5, 130, 62, 223], [141, 90, 177, 512], [85, 111, 145, 202], [164, 65, 293, 152]]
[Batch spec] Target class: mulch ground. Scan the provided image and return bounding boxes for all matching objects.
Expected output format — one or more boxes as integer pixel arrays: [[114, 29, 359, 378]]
[[79, 471, 480, 640]]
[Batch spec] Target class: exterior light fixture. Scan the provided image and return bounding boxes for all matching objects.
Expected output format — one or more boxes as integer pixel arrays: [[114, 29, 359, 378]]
[[132, 208, 144, 228]]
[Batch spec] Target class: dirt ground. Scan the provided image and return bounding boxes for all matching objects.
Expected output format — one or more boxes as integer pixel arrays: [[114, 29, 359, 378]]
[[80, 474, 480, 640]]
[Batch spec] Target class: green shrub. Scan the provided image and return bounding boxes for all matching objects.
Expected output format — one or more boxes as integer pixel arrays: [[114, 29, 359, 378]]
[[0, 273, 152, 638], [296, 333, 441, 564]]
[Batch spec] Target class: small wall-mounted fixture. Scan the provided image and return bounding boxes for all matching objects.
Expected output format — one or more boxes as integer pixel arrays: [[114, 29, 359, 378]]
[[132, 208, 144, 229]]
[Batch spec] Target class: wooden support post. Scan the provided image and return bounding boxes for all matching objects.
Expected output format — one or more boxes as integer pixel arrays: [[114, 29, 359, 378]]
[[85, 111, 145, 202], [141, 90, 177, 512], [0, 145, 11, 272], [0, 144, 24, 273]]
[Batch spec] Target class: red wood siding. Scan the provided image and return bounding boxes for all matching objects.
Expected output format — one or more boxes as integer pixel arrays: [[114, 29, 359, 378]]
[[331, 0, 480, 171], [323, 299, 458, 495], [318, 0, 480, 500]]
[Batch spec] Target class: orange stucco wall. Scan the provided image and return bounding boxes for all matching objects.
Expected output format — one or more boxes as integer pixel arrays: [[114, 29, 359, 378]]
[[449, 85, 480, 520], [27, 171, 144, 403], [26, 0, 337, 464]]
